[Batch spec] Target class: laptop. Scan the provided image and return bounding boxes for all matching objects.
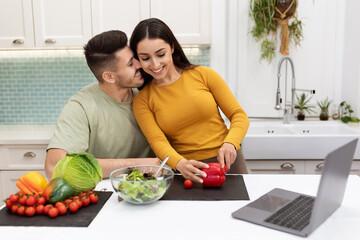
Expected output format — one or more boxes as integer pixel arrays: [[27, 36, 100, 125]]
[[232, 138, 358, 237]]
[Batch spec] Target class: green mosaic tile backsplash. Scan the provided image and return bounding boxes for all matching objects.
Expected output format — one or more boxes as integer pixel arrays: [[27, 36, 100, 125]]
[[0, 47, 210, 125]]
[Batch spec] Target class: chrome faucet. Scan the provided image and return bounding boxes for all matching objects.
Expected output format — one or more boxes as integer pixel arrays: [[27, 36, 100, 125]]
[[275, 56, 315, 124]]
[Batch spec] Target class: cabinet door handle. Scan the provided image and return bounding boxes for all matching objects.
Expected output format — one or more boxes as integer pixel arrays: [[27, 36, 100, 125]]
[[13, 39, 24, 44], [24, 152, 36, 158], [45, 38, 56, 44], [280, 162, 294, 170], [316, 163, 324, 171]]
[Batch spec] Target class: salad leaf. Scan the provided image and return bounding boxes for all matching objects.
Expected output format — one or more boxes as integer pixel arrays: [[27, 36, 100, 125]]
[[118, 169, 166, 203], [52, 152, 103, 194]]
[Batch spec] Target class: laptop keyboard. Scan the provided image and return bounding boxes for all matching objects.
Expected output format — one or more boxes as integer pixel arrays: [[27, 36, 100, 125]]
[[265, 195, 315, 231]]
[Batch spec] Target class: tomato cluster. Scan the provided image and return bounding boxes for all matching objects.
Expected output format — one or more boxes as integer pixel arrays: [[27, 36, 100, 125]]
[[4, 190, 98, 218]]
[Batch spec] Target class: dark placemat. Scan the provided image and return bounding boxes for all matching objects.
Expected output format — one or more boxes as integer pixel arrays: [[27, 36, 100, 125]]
[[161, 175, 249, 200], [0, 191, 112, 227]]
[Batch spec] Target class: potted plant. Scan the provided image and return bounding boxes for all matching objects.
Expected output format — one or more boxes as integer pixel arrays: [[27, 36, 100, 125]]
[[317, 98, 331, 121], [338, 101, 360, 123], [249, 0, 304, 62], [294, 93, 315, 120]]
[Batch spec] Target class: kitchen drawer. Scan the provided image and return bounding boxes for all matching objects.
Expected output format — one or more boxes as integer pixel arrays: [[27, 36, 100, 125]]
[[0, 170, 46, 200], [246, 160, 305, 174], [0, 145, 47, 169]]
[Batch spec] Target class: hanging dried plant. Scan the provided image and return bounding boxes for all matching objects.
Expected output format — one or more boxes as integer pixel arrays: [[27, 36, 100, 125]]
[[249, 0, 304, 63]]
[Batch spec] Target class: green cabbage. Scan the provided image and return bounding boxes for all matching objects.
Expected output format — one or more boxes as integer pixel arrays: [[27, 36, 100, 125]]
[[52, 152, 103, 194]]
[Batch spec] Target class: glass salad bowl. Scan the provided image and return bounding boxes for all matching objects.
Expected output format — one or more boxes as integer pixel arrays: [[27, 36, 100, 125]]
[[109, 165, 174, 205]]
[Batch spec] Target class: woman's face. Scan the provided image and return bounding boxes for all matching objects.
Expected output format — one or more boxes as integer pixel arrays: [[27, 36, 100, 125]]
[[136, 38, 174, 81]]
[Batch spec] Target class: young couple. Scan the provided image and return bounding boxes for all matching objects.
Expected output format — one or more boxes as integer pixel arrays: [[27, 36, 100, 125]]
[[45, 18, 250, 183]]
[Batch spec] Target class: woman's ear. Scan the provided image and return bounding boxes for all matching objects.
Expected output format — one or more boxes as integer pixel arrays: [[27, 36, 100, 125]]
[[102, 71, 116, 84], [171, 44, 175, 54]]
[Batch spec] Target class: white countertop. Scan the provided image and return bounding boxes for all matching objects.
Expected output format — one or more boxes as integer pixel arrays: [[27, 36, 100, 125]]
[[0, 125, 54, 144], [1, 174, 360, 240]]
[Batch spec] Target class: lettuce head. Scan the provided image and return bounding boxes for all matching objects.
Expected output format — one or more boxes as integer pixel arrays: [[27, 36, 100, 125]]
[[52, 152, 103, 194]]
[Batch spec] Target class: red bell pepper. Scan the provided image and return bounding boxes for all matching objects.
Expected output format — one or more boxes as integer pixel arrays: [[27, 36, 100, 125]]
[[203, 175, 221, 187], [201, 162, 227, 187]]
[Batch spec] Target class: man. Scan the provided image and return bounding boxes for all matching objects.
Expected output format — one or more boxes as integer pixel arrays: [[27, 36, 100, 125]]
[[45, 30, 159, 179]]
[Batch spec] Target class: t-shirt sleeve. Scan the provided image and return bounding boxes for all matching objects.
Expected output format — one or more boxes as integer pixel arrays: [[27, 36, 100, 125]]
[[204, 67, 250, 149], [47, 100, 90, 153], [133, 92, 184, 170]]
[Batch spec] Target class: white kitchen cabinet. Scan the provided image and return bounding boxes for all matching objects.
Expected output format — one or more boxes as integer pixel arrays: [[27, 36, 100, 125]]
[[150, 0, 211, 44], [0, 144, 47, 200], [0, 0, 35, 48], [305, 160, 360, 175], [32, 0, 92, 47], [92, 0, 150, 38], [247, 159, 360, 176], [0, 0, 92, 48], [246, 160, 305, 174], [0, 0, 210, 49]]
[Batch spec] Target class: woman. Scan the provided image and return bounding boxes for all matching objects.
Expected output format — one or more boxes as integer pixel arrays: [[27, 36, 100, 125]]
[[130, 18, 249, 183]]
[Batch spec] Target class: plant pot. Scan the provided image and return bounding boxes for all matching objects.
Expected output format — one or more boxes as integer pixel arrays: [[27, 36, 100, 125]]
[[297, 112, 305, 121], [320, 110, 329, 121]]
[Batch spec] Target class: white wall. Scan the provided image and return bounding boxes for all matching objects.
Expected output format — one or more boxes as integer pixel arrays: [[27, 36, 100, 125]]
[[341, 0, 360, 118], [211, 0, 360, 118]]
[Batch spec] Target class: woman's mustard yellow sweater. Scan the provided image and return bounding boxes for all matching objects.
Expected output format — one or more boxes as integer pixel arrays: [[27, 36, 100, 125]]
[[133, 66, 249, 170]]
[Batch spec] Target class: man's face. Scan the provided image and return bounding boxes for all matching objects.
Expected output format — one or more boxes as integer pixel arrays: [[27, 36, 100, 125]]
[[110, 46, 144, 88]]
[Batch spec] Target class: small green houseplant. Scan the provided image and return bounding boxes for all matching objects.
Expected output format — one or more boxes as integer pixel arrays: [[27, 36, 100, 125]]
[[338, 101, 360, 123], [295, 93, 315, 120], [317, 98, 331, 121]]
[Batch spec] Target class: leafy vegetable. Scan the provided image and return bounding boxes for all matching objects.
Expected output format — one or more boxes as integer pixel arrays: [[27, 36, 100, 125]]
[[118, 169, 166, 203], [52, 152, 103, 194]]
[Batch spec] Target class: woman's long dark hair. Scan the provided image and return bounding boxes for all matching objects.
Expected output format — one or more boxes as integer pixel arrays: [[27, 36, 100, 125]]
[[130, 18, 195, 89]]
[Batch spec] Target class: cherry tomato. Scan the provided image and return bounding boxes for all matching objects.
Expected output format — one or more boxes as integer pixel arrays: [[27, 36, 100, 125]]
[[17, 205, 25, 215], [79, 192, 87, 197], [184, 179, 193, 189], [56, 203, 67, 215], [35, 204, 44, 215], [68, 201, 79, 212], [25, 206, 36, 217], [9, 194, 20, 203], [19, 195, 27, 205], [26, 195, 36, 206], [86, 190, 94, 195], [89, 193, 98, 204], [36, 196, 46, 205], [74, 198, 82, 208], [43, 204, 53, 215], [5, 199, 14, 209], [11, 204, 19, 214], [81, 196, 90, 207], [48, 207, 59, 218], [64, 199, 73, 206]]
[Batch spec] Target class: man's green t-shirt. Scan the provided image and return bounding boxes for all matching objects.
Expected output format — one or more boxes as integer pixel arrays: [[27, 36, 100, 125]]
[[48, 83, 154, 159]]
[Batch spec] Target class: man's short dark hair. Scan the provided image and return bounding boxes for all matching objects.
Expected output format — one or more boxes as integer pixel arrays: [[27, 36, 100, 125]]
[[84, 30, 128, 82]]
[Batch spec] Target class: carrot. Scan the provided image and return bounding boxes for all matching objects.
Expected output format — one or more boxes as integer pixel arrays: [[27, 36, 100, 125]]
[[16, 181, 32, 194], [19, 177, 38, 194], [23, 176, 42, 193]]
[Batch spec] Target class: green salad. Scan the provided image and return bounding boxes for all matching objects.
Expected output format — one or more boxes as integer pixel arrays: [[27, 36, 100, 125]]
[[118, 169, 166, 203]]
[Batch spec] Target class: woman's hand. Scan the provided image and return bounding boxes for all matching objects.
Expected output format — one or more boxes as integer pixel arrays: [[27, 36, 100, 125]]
[[217, 143, 237, 171], [176, 159, 209, 183]]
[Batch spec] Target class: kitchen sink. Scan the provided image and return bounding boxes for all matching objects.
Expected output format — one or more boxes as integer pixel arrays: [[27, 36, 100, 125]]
[[246, 125, 297, 135], [242, 120, 360, 159], [289, 124, 360, 135]]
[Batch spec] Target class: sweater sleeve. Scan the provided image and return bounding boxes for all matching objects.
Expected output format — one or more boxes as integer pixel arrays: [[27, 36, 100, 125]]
[[133, 91, 184, 170], [204, 67, 250, 149]]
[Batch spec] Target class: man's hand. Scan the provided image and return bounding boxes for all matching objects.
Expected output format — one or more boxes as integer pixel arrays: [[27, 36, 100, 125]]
[[176, 159, 209, 183], [217, 142, 237, 171]]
